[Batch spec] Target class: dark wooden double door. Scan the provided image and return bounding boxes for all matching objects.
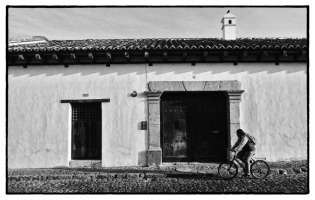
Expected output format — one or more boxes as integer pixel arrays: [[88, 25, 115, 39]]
[[161, 92, 228, 162]]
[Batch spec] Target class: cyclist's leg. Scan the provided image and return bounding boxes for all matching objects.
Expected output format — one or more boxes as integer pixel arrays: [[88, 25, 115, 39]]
[[244, 151, 255, 175], [233, 150, 245, 172], [236, 150, 245, 164]]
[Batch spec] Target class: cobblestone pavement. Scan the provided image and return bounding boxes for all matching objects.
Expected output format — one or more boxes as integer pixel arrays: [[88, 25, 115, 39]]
[[7, 164, 308, 194]]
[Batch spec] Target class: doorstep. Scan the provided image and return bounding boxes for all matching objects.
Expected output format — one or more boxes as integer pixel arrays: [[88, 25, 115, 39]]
[[69, 160, 101, 168], [160, 162, 220, 173]]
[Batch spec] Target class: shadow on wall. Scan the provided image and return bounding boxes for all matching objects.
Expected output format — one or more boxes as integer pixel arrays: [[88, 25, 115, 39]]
[[8, 63, 306, 78]]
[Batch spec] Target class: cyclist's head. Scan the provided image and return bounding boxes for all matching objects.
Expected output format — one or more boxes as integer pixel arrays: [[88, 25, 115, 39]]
[[236, 129, 245, 137]]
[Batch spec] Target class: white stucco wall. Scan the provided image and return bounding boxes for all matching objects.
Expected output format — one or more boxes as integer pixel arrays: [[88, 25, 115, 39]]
[[8, 65, 148, 168], [8, 62, 307, 168], [147, 63, 307, 161], [223, 26, 236, 40]]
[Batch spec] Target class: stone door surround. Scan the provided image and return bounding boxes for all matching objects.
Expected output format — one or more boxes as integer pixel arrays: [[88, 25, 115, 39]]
[[145, 81, 244, 166]]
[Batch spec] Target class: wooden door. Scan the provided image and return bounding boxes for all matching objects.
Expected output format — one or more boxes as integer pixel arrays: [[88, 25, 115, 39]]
[[71, 103, 102, 160], [161, 98, 189, 161], [186, 92, 228, 162]]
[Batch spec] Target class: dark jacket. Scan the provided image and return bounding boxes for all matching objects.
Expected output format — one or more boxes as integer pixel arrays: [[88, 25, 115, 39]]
[[232, 134, 256, 152]]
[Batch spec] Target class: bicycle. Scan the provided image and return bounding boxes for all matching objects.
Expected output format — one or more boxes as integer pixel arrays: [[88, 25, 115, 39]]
[[218, 150, 270, 179]]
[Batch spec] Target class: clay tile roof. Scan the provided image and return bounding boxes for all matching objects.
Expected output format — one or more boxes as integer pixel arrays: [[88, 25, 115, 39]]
[[8, 38, 307, 53]]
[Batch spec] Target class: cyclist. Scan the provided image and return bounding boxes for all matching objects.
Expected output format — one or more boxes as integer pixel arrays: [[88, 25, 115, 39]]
[[231, 129, 256, 177]]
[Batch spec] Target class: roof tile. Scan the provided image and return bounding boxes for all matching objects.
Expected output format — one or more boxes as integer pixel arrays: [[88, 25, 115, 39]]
[[8, 38, 307, 53]]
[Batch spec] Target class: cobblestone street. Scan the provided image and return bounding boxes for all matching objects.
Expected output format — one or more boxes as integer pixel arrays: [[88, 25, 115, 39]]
[[7, 173, 308, 193], [7, 161, 308, 194]]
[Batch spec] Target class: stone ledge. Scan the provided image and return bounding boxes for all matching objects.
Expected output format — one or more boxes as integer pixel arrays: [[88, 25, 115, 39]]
[[8, 172, 167, 181], [148, 80, 241, 92], [69, 160, 101, 168]]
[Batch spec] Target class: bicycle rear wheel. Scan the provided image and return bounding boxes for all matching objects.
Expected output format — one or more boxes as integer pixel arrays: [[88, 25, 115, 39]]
[[218, 161, 238, 179], [251, 160, 270, 179]]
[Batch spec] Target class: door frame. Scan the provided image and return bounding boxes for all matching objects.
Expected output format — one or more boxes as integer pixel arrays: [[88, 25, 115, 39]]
[[60, 98, 110, 167], [145, 81, 244, 166]]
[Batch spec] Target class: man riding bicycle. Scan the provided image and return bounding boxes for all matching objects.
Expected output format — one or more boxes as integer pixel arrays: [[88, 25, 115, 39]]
[[231, 129, 256, 177]]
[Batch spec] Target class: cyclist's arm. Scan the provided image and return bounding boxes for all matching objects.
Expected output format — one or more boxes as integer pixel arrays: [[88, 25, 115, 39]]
[[231, 136, 249, 152], [231, 138, 241, 151]]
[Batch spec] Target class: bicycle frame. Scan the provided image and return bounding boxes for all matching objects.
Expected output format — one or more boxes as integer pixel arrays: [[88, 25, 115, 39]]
[[230, 152, 255, 169]]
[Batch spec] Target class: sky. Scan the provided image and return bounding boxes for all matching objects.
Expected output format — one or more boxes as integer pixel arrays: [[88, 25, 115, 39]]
[[8, 7, 307, 40]]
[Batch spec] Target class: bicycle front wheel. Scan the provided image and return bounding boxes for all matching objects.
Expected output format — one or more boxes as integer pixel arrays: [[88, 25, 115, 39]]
[[251, 160, 270, 179], [218, 161, 238, 179]]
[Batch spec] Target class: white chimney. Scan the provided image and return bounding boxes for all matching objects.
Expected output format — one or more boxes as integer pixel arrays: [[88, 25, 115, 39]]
[[221, 11, 236, 40]]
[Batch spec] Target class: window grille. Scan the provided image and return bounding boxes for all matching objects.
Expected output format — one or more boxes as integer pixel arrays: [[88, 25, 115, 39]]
[[71, 103, 102, 160]]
